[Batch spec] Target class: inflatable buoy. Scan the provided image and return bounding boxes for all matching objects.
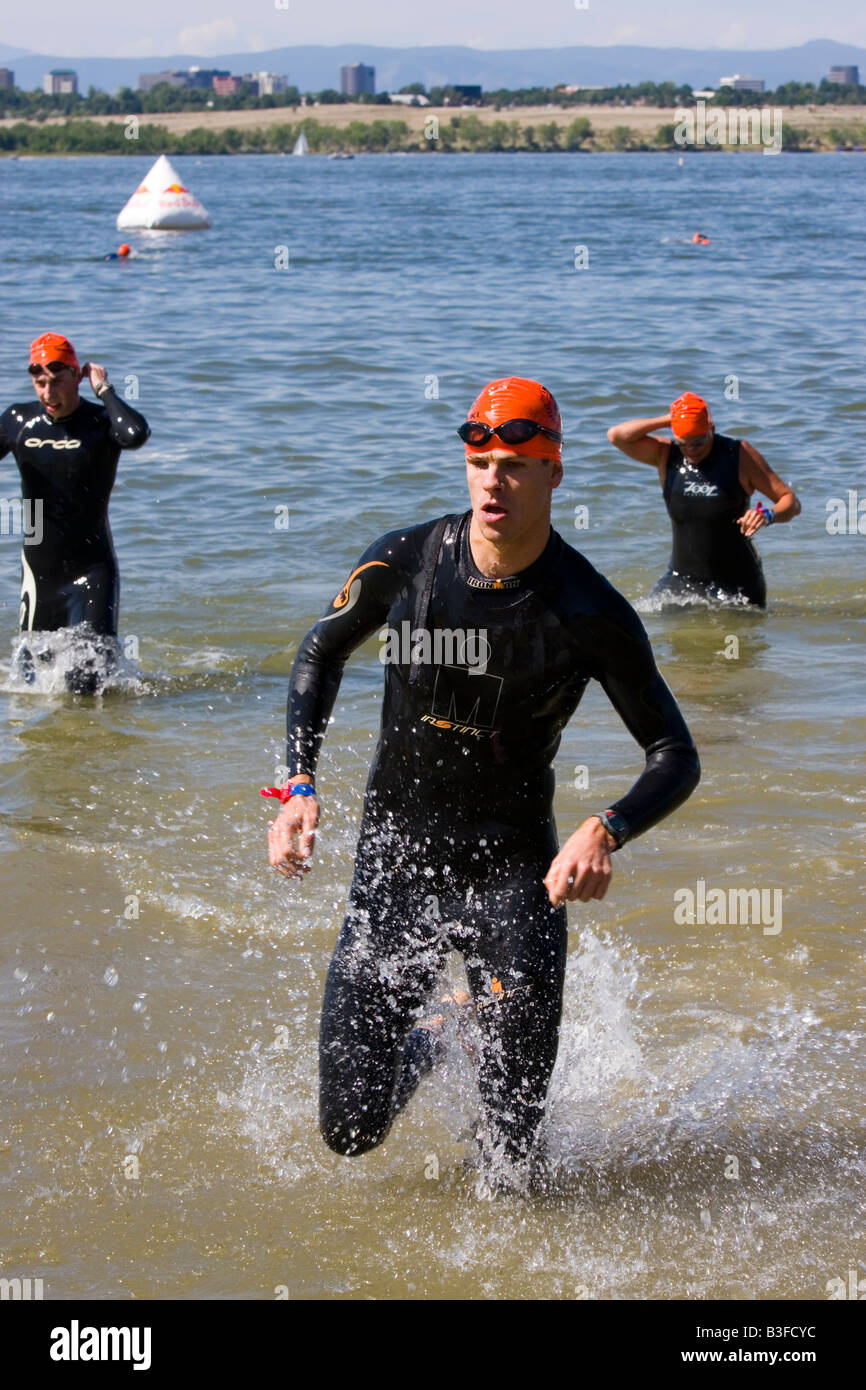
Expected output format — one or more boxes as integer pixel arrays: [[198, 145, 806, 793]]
[[117, 154, 210, 230], [692, 232, 710, 245]]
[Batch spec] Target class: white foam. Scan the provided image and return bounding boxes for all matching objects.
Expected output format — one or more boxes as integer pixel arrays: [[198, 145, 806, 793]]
[[3, 626, 145, 696]]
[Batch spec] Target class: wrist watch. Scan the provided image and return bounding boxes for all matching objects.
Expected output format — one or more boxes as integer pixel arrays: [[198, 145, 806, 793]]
[[596, 809, 630, 850]]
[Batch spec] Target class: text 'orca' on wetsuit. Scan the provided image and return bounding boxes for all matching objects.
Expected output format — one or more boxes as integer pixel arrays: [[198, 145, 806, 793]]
[[0, 388, 150, 633], [288, 513, 700, 1161], [656, 432, 766, 607]]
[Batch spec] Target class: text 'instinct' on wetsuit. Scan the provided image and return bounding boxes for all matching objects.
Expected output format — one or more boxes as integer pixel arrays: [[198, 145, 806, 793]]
[[0, 388, 150, 634], [288, 513, 700, 1161], [655, 432, 766, 607]]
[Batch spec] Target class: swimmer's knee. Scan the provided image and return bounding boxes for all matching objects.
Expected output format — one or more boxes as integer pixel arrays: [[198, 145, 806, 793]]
[[319, 1077, 392, 1156], [320, 1118, 388, 1157]]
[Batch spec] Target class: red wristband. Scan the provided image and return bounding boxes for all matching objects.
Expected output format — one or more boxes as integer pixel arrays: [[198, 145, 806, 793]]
[[260, 784, 315, 803]]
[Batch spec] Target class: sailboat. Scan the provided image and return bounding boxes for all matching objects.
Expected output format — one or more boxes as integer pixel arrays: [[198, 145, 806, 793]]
[[292, 131, 309, 156]]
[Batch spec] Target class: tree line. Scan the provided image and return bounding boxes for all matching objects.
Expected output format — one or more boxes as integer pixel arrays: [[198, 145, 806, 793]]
[[2, 77, 864, 124], [3, 113, 862, 156]]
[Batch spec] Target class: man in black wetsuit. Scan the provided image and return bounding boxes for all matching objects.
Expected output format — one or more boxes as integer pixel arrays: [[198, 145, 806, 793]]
[[266, 377, 700, 1172], [0, 333, 150, 691], [607, 392, 800, 608]]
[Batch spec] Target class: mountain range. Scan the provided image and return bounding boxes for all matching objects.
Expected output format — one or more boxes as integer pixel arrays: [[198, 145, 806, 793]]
[[0, 39, 863, 95]]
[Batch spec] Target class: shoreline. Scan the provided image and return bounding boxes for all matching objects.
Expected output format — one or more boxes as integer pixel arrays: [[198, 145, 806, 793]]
[[1, 103, 864, 155], [4, 148, 863, 158]]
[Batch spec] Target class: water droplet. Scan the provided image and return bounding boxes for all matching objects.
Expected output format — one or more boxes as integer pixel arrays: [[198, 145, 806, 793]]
[[103, 966, 119, 987]]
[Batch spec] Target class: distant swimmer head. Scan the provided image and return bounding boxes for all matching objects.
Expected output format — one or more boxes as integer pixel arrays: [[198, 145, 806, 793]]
[[692, 232, 710, 244], [671, 392, 714, 456], [28, 333, 81, 415], [117, 243, 131, 257], [460, 377, 562, 462]]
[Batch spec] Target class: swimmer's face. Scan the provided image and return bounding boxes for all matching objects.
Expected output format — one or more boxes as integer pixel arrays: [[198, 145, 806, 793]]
[[466, 447, 562, 542], [674, 426, 714, 464], [29, 362, 80, 418]]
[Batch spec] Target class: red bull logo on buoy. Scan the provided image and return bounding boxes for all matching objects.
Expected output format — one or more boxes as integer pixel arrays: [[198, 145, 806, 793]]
[[117, 155, 210, 230]]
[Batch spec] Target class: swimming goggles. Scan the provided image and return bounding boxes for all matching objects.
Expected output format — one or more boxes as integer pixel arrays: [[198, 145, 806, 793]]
[[458, 418, 562, 447]]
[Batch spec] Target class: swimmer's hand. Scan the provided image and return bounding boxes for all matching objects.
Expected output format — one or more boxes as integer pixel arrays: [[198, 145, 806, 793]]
[[544, 817, 616, 907], [268, 785, 319, 880], [81, 362, 109, 396], [737, 506, 771, 538]]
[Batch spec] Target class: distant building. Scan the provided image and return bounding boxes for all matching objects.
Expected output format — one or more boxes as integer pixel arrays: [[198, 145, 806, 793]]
[[452, 84, 482, 103], [389, 92, 430, 106], [828, 65, 859, 85], [692, 89, 716, 100], [212, 75, 242, 96], [341, 62, 375, 97], [187, 67, 230, 90], [719, 74, 764, 93], [139, 70, 190, 92], [0, 68, 14, 89], [244, 71, 288, 96], [43, 69, 78, 96]]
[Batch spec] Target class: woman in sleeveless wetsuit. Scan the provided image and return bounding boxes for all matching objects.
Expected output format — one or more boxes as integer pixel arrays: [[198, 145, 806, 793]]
[[607, 393, 800, 608]]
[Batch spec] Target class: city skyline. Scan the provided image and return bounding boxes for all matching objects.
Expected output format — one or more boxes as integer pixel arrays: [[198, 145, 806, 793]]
[[3, 39, 865, 101]]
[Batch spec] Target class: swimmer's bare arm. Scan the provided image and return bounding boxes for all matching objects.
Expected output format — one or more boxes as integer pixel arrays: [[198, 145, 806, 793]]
[[268, 775, 320, 878], [607, 415, 672, 478], [737, 441, 801, 536]]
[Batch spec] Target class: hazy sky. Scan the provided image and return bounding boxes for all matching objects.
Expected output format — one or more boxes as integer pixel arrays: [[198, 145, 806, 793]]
[[3, 0, 864, 59]]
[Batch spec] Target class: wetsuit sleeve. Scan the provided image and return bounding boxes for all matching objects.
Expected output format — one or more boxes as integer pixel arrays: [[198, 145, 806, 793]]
[[287, 530, 417, 776], [0, 408, 13, 460], [99, 386, 150, 450], [586, 588, 700, 841]]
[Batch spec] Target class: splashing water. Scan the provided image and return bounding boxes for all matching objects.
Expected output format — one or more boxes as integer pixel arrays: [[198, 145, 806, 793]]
[[4, 625, 144, 697]]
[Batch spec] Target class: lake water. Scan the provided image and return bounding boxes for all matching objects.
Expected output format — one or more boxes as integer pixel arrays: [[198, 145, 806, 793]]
[[0, 151, 863, 1300]]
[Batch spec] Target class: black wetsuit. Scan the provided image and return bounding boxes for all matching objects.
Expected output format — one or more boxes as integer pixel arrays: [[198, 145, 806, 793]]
[[288, 512, 700, 1162], [0, 388, 150, 637], [653, 433, 766, 607]]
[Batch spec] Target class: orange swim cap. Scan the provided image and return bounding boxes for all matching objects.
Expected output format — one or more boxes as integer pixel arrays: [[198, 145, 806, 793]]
[[671, 392, 710, 439], [29, 333, 80, 371], [118, 244, 131, 257], [464, 377, 562, 461]]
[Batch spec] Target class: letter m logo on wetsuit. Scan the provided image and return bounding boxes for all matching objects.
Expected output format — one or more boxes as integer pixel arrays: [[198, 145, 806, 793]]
[[430, 666, 503, 730]]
